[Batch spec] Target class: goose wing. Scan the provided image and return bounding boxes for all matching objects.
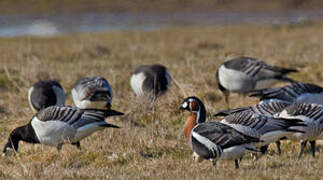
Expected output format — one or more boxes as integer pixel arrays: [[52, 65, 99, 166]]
[[249, 83, 323, 102], [192, 122, 260, 149], [73, 76, 113, 102], [36, 106, 122, 129], [224, 57, 297, 80], [278, 103, 323, 123], [221, 111, 305, 135]]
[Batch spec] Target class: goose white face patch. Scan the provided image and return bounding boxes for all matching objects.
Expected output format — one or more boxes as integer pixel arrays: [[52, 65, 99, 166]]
[[181, 101, 188, 109]]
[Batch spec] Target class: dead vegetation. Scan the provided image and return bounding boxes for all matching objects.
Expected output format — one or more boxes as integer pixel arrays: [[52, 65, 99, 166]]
[[0, 22, 323, 179]]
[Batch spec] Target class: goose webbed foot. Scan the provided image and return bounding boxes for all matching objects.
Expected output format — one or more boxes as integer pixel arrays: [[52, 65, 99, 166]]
[[57, 143, 63, 151], [298, 140, 307, 159], [310, 140, 316, 157], [211, 159, 217, 167], [72, 142, 81, 150]]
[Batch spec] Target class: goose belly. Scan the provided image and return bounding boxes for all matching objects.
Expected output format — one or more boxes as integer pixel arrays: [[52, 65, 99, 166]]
[[130, 72, 146, 96], [72, 122, 107, 142], [288, 125, 322, 141], [254, 79, 279, 90], [218, 65, 255, 92], [31, 118, 76, 147], [220, 145, 255, 160]]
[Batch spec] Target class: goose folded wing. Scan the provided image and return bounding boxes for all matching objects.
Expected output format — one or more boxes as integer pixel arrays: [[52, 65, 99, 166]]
[[193, 122, 260, 149]]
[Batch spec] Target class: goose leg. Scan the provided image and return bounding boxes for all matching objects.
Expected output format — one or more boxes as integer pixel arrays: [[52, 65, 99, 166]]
[[275, 141, 281, 155], [224, 92, 230, 108], [211, 159, 217, 167], [57, 143, 63, 151], [298, 140, 307, 158], [235, 159, 239, 169], [310, 141, 316, 157], [72, 142, 81, 150]]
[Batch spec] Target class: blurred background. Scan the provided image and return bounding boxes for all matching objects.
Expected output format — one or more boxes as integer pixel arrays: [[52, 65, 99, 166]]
[[1, 0, 323, 37]]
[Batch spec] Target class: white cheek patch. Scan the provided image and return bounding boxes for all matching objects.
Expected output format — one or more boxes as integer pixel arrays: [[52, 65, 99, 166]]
[[182, 101, 188, 108]]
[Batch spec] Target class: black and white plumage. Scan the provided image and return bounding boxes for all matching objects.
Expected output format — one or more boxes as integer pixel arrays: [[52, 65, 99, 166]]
[[216, 56, 297, 104], [214, 100, 292, 154], [3, 105, 123, 154], [180, 96, 260, 168], [191, 122, 260, 168], [249, 82, 323, 105], [220, 110, 305, 149], [130, 64, 172, 100], [72, 76, 113, 110], [28, 80, 66, 113], [214, 100, 291, 118], [275, 103, 323, 157]]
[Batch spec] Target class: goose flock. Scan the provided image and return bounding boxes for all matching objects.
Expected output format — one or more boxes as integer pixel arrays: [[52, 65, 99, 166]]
[[3, 57, 323, 169]]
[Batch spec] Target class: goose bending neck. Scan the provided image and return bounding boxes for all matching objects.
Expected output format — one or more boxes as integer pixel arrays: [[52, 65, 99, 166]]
[[3, 123, 39, 152], [184, 104, 206, 143]]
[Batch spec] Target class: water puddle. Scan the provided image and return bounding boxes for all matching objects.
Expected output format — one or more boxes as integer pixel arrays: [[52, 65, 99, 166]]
[[1, 10, 323, 37]]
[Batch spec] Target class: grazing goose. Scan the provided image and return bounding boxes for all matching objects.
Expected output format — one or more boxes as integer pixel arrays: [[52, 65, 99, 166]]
[[130, 64, 172, 101], [28, 80, 66, 112], [275, 103, 323, 158], [72, 76, 113, 110], [249, 82, 323, 105], [219, 109, 305, 156], [214, 100, 292, 154], [216, 56, 297, 105], [3, 105, 123, 154], [179, 96, 261, 168]]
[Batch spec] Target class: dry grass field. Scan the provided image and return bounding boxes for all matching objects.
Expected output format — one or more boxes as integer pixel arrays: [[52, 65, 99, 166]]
[[0, 22, 323, 179]]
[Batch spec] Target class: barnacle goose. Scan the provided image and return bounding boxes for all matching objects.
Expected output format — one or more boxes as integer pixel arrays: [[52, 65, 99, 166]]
[[179, 96, 261, 168], [214, 100, 292, 154], [130, 64, 172, 101], [249, 82, 323, 105], [3, 105, 123, 155], [216, 56, 297, 105], [72, 76, 113, 110], [275, 103, 323, 158], [28, 80, 66, 112]]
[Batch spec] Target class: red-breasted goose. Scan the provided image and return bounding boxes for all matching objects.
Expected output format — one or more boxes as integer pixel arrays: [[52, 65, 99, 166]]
[[179, 96, 261, 168]]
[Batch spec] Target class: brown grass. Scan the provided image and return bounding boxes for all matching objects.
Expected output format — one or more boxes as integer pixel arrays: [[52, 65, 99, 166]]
[[0, 22, 323, 179]]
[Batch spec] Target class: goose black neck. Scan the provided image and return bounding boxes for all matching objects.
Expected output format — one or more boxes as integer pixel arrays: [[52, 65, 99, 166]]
[[3, 123, 39, 152], [193, 99, 207, 124]]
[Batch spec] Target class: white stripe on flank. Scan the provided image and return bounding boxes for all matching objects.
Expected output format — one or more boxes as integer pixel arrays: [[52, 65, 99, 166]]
[[191, 131, 220, 157]]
